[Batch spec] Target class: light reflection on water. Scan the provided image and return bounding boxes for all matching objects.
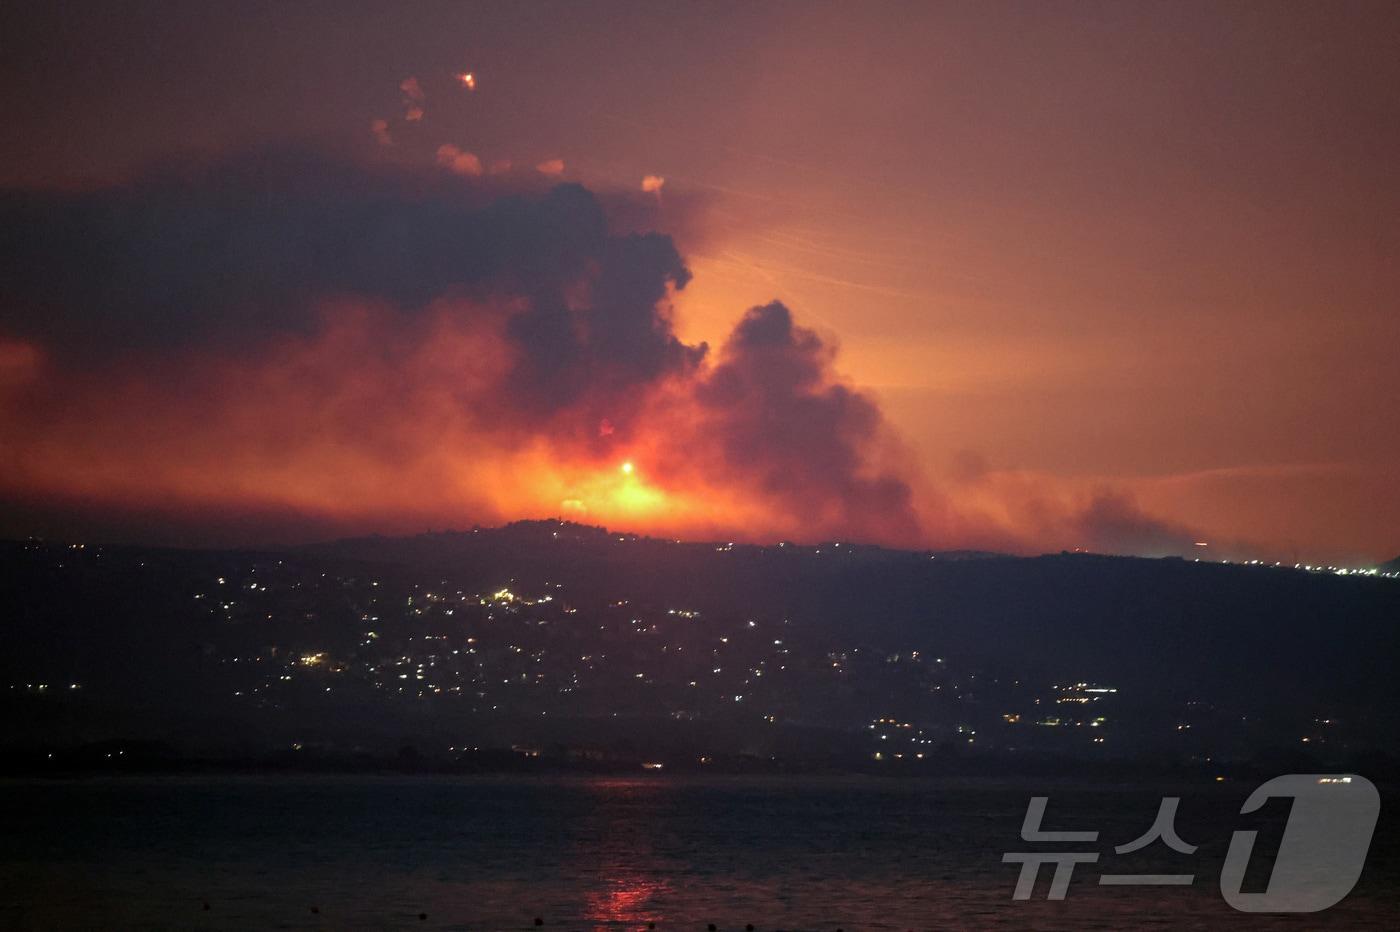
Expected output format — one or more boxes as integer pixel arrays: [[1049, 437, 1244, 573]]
[[579, 780, 669, 931], [0, 774, 1396, 930]]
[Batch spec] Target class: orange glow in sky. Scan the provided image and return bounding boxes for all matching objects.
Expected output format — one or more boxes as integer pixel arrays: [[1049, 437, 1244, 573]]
[[0, 5, 1396, 564]]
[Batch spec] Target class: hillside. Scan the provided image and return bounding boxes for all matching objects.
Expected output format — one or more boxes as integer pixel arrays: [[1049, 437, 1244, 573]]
[[3, 523, 1399, 770]]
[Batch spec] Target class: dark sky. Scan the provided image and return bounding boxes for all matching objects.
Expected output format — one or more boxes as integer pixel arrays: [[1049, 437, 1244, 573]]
[[1, 1, 1397, 562]]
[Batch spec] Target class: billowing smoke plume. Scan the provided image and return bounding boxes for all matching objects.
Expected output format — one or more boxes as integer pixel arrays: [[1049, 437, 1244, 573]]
[[0, 149, 922, 545], [692, 302, 919, 543]]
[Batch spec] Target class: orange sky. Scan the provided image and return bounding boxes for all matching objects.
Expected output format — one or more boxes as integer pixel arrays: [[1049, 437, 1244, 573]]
[[0, 2, 1396, 562]]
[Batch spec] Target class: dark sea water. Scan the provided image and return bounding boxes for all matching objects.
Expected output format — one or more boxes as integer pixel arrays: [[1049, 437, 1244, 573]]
[[0, 774, 1395, 930]]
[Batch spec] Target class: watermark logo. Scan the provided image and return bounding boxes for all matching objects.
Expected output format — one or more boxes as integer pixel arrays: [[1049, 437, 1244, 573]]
[[1003, 774, 1379, 912]]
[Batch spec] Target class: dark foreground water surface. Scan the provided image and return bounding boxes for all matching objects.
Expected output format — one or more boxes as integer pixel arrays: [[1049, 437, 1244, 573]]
[[1, 774, 1396, 930]]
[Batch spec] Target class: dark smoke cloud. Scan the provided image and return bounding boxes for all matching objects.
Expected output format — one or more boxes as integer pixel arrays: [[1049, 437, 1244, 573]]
[[1066, 490, 1199, 557], [695, 302, 920, 542], [0, 147, 1208, 554], [504, 231, 703, 420], [0, 148, 703, 430], [0, 147, 931, 545]]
